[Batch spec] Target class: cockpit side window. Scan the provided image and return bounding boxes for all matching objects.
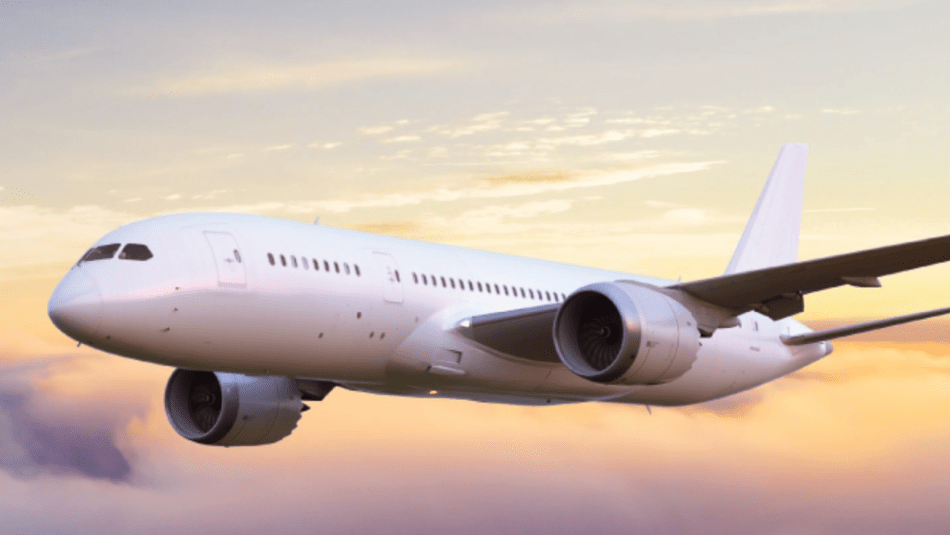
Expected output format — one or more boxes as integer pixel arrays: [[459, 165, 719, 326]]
[[118, 243, 153, 261], [80, 243, 121, 263]]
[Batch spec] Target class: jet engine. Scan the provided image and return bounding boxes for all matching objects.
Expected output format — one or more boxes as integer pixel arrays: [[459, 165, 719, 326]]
[[164, 369, 304, 446], [553, 282, 701, 385]]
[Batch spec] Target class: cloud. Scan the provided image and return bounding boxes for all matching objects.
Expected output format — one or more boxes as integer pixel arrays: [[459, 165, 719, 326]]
[[358, 125, 395, 135], [0, 358, 140, 482], [662, 207, 716, 225], [261, 144, 294, 153], [429, 111, 510, 138], [131, 58, 461, 96], [821, 107, 861, 115], [184, 160, 722, 216], [383, 135, 422, 143], [310, 142, 342, 150]]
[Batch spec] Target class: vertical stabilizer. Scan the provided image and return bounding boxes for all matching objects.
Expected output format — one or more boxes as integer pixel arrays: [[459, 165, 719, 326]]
[[725, 143, 808, 274]]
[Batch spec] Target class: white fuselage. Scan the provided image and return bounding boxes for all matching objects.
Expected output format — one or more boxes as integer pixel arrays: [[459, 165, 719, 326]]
[[49, 213, 830, 406]]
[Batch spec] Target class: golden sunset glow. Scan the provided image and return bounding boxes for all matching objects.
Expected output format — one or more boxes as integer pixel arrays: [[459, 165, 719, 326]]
[[4, 1, 950, 533]]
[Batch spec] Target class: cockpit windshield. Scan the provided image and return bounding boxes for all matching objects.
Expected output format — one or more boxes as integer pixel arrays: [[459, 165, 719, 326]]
[[79, 243, 121, 264], [119, 243, 153, 261], [77, 243, 153, 265]]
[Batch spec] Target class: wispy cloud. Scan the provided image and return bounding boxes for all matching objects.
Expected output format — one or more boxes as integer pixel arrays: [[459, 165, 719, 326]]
[[130, 58, 462, 96], [429, 111, 510, 138], [821, 107, 861, 115], [358, 125, 395, 136], [383, 135, 422, 144], [310, 142, 342, 150], [184, 160, 722, 216], [261, 144, 295, 153]]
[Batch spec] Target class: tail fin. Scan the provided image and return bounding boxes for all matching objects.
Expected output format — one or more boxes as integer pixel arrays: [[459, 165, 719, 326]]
[[724, 143, 809, 274]]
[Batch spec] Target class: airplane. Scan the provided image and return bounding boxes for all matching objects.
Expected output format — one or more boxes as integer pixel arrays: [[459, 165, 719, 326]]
[[47, 143, 950, 447]]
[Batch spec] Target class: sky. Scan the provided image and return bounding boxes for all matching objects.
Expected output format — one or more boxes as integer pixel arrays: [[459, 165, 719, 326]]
[[3, 1, 950, 533]]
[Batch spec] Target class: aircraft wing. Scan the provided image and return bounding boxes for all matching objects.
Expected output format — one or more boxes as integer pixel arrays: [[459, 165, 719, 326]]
[[781, 306, 950, 345], [671, 233, 950, 320]]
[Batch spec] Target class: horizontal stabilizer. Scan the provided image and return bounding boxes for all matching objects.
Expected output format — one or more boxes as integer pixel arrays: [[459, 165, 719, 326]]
[[781, 306, 950, 346], [673, 233, 950, 320], [456, 303, 560, 363]]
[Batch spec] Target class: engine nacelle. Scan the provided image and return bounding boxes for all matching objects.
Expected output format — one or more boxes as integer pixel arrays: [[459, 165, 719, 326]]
[[164, 369, 303, 446], [553, 282, 701, 385]]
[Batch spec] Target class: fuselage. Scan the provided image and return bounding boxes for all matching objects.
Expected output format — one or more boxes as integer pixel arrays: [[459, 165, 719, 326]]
[[48, 212, 830, 406]]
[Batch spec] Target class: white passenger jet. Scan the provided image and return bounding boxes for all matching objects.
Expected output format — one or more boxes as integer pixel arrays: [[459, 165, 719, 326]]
[[48, 144, 950, 446]]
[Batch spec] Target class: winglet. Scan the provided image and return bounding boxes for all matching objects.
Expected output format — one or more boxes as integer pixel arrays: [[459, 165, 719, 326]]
[[725, 143, 808, 274]]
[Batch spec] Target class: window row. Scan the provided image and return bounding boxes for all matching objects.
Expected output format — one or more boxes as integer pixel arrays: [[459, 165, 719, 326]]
[[267, 252, 361, 277], [411, 271, 566, 302], [79, 243, 153, 264]]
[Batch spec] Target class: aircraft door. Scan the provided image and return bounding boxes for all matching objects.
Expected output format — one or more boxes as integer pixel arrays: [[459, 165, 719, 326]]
[[204, 231, 247, 287], [374, 252, 403, 304]]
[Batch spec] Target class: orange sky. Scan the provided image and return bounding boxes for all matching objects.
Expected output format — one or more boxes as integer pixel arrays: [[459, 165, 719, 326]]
[[3, 1, 950, 533]]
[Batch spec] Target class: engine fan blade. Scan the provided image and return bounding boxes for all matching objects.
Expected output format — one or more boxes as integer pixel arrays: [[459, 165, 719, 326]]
[[189, 383, 221, 432], [578, 312, 623, 371]]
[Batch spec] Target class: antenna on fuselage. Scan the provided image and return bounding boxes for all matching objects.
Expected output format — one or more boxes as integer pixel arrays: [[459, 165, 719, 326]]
[[313, 216, 321, 225]]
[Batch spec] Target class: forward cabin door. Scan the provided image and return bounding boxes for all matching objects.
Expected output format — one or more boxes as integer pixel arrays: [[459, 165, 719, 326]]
[[373, 252, 403, 304], [204, 231, 247, 288]]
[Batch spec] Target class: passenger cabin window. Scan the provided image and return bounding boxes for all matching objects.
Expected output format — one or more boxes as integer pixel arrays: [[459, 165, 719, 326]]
[[268, 253, 275, 265], [344, 263, 350, 275], [280, 255, 287, 267], [302, 256, 309, 269], [233, 249, 242, 263], [334, 262, 340, 273], [291, 256, 298, 268], [355, 265, 361, 277], [80, 244, 121, 263], [118, 243, 153, 261], [313, 259, 319, 270]]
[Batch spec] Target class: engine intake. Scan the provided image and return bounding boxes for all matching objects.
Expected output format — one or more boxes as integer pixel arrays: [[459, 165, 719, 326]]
[[554, 282, 700, 385], [165, 369, 304, 446]]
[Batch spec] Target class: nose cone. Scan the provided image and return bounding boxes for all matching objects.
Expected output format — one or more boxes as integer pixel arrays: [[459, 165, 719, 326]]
[[48, 268, 103, 342]]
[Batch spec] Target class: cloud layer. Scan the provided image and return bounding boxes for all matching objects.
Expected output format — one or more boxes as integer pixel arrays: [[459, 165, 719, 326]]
[[0, 358, 140, 482]]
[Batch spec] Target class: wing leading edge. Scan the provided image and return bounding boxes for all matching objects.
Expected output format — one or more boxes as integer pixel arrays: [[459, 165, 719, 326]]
[[671, 233, 950, 320]]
